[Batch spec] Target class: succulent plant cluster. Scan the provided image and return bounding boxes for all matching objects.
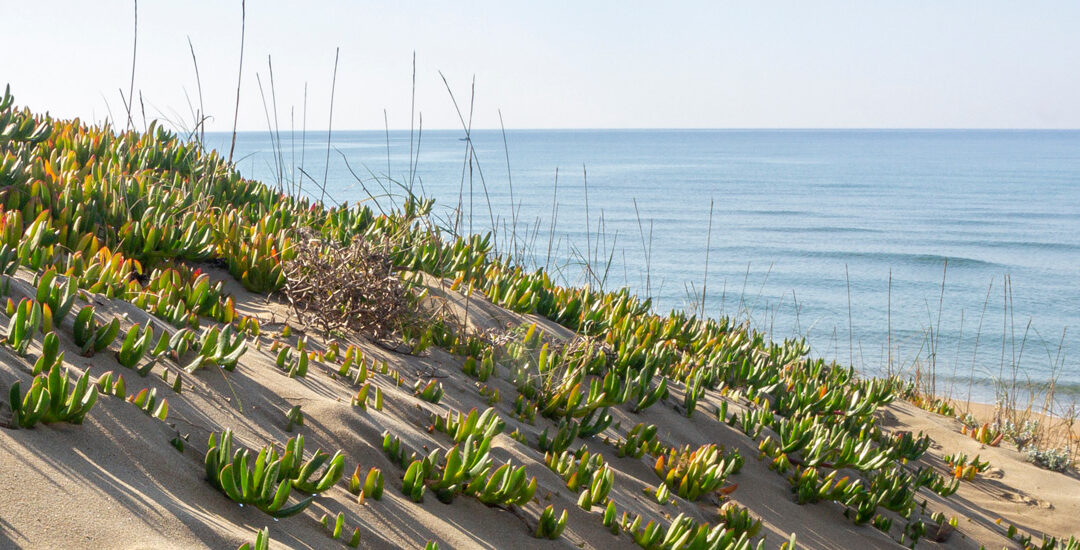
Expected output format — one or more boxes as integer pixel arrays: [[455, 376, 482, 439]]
[[653, 444, 743, 502], [962, 422, 1004, 447], [32, 331, 63, 375], [625, 512, 765, 550], [546, 445, 606, 492], [431, 406, 505, 442], [943, 452, 990, 481], [274, 338, 310, 378], [535, 504, 569, 539], [132, 269, 234, 328], [347, 464, 384, 501], [204, 430, 343, 517], [609, 422, 663, 459], [180, 324, 247, 372], [544, 444, 615, 510], [127, 386, 169, 420], [72, 305, 120, 356], [400, 432, 536, 506], [6, 297, 44, 355], [8, 363, 98, 428], [413, 378, 444, 404], [1007, 523, 1080, 550], [351, 381, 383, 411], [319, 511, 362, 547], [381, 431, 416, 469]]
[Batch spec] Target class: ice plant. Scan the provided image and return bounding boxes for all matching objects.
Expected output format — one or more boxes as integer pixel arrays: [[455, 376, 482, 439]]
[[535, 505, 568, 539], [72, 306, 120, 356], [8, 363, 98, 428]]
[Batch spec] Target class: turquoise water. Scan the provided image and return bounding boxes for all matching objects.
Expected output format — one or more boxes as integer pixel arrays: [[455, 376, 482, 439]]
[[208, 129, 1080, 401]]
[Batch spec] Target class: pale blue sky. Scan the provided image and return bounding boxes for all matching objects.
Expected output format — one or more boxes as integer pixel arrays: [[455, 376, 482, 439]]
[[2, 1, 1078, 130]]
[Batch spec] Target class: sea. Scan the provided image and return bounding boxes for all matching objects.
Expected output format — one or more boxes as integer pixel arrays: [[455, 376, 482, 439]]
[[206, 129, 1080, 404]]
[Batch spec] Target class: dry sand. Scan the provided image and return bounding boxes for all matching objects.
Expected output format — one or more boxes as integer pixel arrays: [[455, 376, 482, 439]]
[[2, 266, 1078, 549]]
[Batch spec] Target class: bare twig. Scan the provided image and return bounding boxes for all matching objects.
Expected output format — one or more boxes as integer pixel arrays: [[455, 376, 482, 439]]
[[322, 47, 340, 205], [126, 0, 138, 131], [228, 0, 246, 165], [186, 37, 205, 144]]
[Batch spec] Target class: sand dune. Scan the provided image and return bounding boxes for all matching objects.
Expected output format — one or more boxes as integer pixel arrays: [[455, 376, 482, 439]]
[[2, 263, 1077, 550]]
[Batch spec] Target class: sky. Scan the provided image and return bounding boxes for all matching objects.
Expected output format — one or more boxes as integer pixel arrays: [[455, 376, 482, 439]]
[[2, 1, 1078, 131]]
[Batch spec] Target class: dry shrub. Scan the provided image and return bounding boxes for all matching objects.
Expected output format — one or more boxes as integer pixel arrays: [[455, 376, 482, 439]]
[[282, 232, 415, 341]]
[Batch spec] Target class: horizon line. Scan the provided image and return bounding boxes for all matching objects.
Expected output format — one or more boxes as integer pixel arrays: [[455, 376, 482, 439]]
[[201, 127, 1080, 134]]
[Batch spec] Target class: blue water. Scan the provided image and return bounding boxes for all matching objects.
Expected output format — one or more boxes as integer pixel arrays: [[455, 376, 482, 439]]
[[206, 129, 1080, 402]]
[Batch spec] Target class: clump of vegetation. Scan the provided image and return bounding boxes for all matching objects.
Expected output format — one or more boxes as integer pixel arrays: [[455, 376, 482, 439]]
[[32, 331, 63, 375], [414, 378, 444, 404], [184, 325, 248, 373], [623, 512, 761, 550], [285, 405, 303, 431], [654, 444, 742, 502], [204, 429, 343, 517], [319, 511, 361, 546], [609, 422, 662, 459], [575, 463, 613, 511], [962, 422, 1004, 446], [546, 446, 606, 492], [351, 381, 383, 411], [6, 298, 42, 356], [400, 432, 536, 507], [347, 464, 384, 501], [1025, 447, 1072, 473], [35, 268, 77, 326], [7, 363, 98, 428], [116, 323, 155, 371], [943, 452, 990, 480], [282, 232, 415, 341], [534, 505, 568, 539], [128, 387, 169, 420], [72, 306, 120, 357], [432, 406, 505, 442]]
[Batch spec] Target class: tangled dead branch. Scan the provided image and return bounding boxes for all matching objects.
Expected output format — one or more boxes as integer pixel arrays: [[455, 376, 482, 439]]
[[282, 232, 416, 342]]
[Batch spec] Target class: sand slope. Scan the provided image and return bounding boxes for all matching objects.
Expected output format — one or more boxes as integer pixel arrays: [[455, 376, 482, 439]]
[[1, 266, 1077, 550]]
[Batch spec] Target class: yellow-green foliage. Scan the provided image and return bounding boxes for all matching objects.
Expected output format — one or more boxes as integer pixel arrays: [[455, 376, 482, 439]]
[[8, 363, 98, 428]]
